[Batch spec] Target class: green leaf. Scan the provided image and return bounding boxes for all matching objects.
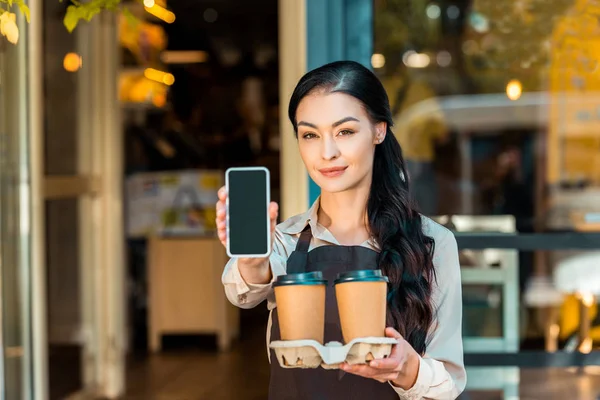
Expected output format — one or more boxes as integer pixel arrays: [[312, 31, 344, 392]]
[[19, 4, 29, 22], [63, 5, 81, 32], [63, 3, 103, 33], [62, 0, 124, 33], [15, 0, 29, 22], [105, 0, 121, 11]]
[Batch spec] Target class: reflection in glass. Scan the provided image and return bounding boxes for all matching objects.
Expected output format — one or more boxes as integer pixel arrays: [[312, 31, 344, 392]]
[[375, 0, 600, 396], [0, 17, 32, 399], [374, 0, 600, 222]]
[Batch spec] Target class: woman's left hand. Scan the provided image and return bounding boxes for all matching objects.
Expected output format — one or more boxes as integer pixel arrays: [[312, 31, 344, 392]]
[[339, 327, 420, 390]]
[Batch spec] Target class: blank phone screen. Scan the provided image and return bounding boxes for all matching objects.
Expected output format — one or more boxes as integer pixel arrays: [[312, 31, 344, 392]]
[[227, 169, 269, 256]]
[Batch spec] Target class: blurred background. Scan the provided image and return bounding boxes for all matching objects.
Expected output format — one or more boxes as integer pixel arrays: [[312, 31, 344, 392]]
[[2, 0, 600, 399]]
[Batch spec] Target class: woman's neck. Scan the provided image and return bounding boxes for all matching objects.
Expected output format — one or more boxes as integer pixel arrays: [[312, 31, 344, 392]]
[[318, 186, 371, 244]]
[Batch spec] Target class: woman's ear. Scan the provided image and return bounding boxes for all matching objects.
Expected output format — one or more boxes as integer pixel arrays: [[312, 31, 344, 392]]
[[373, 122, 387, 144]]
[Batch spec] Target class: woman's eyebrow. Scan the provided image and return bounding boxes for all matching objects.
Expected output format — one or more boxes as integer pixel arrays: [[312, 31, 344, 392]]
[[297, 116, 360, 129]]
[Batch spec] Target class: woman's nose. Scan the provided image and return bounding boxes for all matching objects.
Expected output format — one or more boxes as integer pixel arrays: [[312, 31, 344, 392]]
[[321, 135, 340, 160]]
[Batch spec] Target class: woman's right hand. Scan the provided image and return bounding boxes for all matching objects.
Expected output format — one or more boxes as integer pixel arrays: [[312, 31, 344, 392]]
[[216, 186, 279, 282]]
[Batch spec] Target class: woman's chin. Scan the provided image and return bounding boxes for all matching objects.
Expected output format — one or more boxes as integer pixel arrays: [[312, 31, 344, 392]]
[[315, 180, 354, 194]]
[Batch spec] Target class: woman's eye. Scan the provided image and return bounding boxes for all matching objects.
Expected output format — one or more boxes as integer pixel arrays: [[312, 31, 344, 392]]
[[302, 132, 317, 139], [338, 129, 355, 136]]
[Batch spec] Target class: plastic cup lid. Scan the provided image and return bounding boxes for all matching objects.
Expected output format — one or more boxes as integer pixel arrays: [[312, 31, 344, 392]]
[[273, 271, 328, 287], [334, 269, 389, 284]]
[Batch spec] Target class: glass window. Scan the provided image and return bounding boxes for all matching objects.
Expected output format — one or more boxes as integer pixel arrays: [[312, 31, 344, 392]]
[[374, 1, 600, 396], [0, 16, 33, 400], [374, 0, 600, 234]]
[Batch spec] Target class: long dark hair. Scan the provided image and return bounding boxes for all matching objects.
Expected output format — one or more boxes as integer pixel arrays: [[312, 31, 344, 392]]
[[288, 61, 436, 354]]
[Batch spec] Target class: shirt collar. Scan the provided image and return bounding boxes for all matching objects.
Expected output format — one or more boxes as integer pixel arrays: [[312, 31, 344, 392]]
[[279, 196, 379, 249], [279, 197, 321, 235]]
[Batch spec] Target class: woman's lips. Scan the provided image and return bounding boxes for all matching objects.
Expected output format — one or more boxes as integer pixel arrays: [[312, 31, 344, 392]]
[[318, 166, 348, 178]]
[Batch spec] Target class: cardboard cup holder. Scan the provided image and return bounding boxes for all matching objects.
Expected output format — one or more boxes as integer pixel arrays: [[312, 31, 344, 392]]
[[271, 269, 394, 369], [269, 337, 398, 369]]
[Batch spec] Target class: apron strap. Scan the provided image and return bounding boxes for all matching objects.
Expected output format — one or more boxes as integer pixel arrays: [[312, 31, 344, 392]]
[[295, 224, 312, 253], [285, 224, 312, 275]]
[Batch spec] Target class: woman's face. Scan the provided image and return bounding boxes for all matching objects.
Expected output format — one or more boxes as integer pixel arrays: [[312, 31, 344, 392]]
[[295, 91, 386, 194]]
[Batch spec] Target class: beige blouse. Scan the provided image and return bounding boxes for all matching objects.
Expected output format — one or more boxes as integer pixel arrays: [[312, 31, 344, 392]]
[[222, 199, 467, 399]]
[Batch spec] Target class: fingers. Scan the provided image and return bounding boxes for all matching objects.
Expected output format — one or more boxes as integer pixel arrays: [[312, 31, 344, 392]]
[[269, 202, 279, 233], [373, 372, 400, 383], [215, 188, 227, 224], [369, 357, 400, 370], [388, 345, 404, 364], [216, 201, 226, 219], [342, 360, 399, 374], [385, 327, 402, 339], [217, 228, 227, 246], [218, 186, 227, 201], [340, 363, 377, 377], [216, 186, 228, 247], [269, 202, 279, 219], [340, 363, 399, 383], [340, 328, 406, 382]]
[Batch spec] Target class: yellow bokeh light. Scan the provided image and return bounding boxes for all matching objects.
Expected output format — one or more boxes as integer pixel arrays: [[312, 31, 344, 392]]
[[506, 79, 522, 101], [63, 52, 82, 72], [152, 93, 166, 107], [144, 68, 175, 86], [120, 69, 169, 106], [143, 0, 155, 7], [371, 53, 385, 69], [162, 74, 175, 85], [145, 4, 176, 24]]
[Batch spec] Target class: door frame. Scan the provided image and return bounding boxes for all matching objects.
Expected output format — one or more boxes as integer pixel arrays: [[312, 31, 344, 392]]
[[278, 0, 373, 212], [28, 0, 370, 396], [28, 5, 126, 399], [278, 0, 309, 219]]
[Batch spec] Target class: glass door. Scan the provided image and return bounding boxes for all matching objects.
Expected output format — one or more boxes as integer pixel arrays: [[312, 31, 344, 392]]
[[42, 3, 125, 399], [42, 1, 95, 397], [0, 2, 124, 399], [0, 8, 35, 400]]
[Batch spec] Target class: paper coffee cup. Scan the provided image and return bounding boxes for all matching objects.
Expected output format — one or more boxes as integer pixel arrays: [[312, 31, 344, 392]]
[[334, 269, 389, 343], [273, 271, 327, 343]]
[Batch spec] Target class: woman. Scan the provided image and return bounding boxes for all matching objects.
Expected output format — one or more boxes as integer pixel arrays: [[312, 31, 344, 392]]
[[217, 61, 466, 399]]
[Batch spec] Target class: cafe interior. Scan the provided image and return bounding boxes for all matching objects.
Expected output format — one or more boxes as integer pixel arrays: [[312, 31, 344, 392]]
[[124, 0, 600, 399]]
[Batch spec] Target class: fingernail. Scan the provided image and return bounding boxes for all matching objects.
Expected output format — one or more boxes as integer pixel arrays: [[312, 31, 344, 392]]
[[370, 361, 378, 367]]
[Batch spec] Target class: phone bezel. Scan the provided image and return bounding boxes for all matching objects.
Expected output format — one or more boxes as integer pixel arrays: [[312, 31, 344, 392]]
[[225, 166, 272, 258]]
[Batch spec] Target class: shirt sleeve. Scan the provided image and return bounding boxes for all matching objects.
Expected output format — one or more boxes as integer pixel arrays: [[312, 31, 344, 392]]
[[390, 228, 467, 399], [222, 228, 289, 309]]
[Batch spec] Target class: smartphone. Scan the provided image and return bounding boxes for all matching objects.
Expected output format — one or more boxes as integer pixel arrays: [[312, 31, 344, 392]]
[[225, 167, 271, 258]]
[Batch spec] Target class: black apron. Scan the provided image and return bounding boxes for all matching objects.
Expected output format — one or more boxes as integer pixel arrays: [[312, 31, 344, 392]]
[[268, 225, 398, 399]]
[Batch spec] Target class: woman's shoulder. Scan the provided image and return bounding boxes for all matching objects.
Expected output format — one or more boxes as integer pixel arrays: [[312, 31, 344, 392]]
[[275, 211, 311, 236], [420, 215, 456, 244], [419, 215, 460, 270], [419, 216, 461, 292]]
